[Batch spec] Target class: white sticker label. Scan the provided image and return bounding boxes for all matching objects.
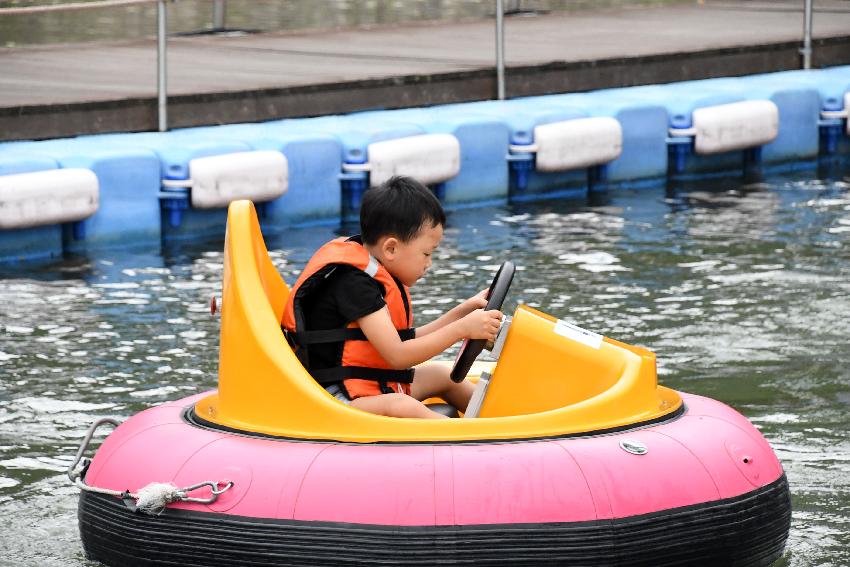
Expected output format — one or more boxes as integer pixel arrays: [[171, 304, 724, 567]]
[[553, 320, 603, 349]]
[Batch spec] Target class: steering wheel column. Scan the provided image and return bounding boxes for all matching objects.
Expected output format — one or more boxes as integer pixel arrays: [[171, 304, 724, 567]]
[[450, 261, 515, 383]]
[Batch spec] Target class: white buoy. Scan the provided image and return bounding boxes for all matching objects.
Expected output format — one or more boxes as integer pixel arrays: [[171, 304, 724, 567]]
[[0, 169, 99, 230], [532, 117, 622, 172], [188, 151, 288, 209], [367, 134, 461, 187], [691, 100, 779, 155]]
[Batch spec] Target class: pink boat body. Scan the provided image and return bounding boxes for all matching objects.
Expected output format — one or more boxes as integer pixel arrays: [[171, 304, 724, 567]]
[[87, 390, 783, 526]]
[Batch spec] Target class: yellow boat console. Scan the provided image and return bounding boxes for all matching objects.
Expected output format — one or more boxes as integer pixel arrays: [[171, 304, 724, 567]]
[[192, 201, 682, 442]]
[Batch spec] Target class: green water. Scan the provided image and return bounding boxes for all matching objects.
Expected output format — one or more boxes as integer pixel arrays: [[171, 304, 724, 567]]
[[0, 169, 848, 565]]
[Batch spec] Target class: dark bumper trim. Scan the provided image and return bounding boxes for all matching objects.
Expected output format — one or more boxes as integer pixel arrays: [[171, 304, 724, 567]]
[[79, 473, 790, 566]]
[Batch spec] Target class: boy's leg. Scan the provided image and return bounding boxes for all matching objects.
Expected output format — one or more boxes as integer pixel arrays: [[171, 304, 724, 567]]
[[350, 393, 449, 419], [411, 363, 475, 412]]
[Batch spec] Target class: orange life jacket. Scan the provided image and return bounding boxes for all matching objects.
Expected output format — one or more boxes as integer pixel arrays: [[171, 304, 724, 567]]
[[281, 236, 415, 400]]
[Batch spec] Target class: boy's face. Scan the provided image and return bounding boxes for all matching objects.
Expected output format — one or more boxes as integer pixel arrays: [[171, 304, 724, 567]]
[[382, 222, 444, 287]]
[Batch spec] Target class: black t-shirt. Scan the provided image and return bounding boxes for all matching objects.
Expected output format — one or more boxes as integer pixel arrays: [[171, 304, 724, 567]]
[[301, 264, 389, 372]]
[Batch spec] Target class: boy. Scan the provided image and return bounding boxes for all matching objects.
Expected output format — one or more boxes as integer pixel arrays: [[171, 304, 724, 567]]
[[282, 176, 502, 419]]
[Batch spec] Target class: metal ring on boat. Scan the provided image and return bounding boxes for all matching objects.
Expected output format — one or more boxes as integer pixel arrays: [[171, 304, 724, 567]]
[[619, 439, 648, 455]]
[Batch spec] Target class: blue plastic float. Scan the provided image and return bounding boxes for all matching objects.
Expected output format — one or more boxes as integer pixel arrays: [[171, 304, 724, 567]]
[[301, 115, 427, 220], [524, 92, 670, 188], [184, 121, 345, 223], [0, 152, 65, 261], [435, 101, 590, 201], [0, 141, 159, 259], [347, 106, 512, 205]]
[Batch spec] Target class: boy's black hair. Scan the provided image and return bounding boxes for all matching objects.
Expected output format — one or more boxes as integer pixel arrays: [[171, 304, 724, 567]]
[[360, 176, 446, 245]]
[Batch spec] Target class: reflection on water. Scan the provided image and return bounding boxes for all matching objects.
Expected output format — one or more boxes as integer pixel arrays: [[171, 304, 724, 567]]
[[0, 0, 683, 47], [1, 169, 849, 566]]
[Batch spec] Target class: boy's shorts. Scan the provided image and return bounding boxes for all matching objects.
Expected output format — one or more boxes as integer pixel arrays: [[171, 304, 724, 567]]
[[325, 383, 351, 405]]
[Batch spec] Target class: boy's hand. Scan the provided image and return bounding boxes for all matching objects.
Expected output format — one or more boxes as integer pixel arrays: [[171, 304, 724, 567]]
[[460, 308, 503, 341], [461, 289, 489, 314]]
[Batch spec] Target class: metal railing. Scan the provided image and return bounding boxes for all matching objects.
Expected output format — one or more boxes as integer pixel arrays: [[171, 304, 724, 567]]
[[0, 1, 821, 129], [157, 0, 168, 131], [213, 0, 226, 31], [802, 0, 814, 69], [496, 0, 506, 100]]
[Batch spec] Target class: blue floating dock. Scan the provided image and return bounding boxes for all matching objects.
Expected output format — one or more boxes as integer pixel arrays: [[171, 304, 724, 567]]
[[1, 66, 849, 262]]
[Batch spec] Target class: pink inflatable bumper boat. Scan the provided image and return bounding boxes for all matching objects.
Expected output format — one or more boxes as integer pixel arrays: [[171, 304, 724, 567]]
[[70, 201, 790, 566]]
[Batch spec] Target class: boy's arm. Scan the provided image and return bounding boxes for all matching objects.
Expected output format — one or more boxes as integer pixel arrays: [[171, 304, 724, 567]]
[[358, 304, 501, 369], [415, 289, 488, 337]]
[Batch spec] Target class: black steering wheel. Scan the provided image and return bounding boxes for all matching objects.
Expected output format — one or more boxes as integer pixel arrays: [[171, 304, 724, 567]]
[[450, 261, 515, 383]]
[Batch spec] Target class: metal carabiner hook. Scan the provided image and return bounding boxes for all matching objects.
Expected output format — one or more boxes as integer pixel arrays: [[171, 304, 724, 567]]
[[179, 480, 234, 504], [211, 480, 234, 495]]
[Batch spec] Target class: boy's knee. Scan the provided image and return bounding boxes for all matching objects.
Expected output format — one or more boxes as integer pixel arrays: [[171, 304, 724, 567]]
[[386, 393, 446, 419], [386, 393, 418, 414], [414, 364, 452, 391]]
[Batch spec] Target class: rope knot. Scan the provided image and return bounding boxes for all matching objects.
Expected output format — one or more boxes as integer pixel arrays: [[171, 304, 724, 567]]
[[134, 482, 183, 515]]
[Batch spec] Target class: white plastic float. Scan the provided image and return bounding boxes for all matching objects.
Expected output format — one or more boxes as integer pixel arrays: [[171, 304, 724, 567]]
[[361, 133, 461, 187], [674, 100, 780, 155], [0, 169, 99, 230], [163, 151, 288, 209], [519, 117, 623, 172]]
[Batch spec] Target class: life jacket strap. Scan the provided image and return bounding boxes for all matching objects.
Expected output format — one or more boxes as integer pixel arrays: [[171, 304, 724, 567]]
[[311, 366, 415, 386], [283, 327, 415, 345]]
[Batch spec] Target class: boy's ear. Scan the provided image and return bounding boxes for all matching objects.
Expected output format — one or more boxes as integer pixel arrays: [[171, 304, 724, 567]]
[[381, 236, 399, 258]]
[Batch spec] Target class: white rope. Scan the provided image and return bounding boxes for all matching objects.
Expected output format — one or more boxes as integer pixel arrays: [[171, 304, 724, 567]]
[[72, 475, 135, 498], [72, 475, 234, 516], [134, 482, 183, 515], [0, 0, 160, 16]]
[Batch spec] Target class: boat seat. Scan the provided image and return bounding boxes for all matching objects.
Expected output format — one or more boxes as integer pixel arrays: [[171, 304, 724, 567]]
[[425, 403, 459, 418]]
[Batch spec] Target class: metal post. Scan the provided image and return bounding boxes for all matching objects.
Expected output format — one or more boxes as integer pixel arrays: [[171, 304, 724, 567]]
[[495, 0, 505, 100], [157, 0, 168, 132], [213, 0, 226, 32], [801, 0, 813, 69]]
